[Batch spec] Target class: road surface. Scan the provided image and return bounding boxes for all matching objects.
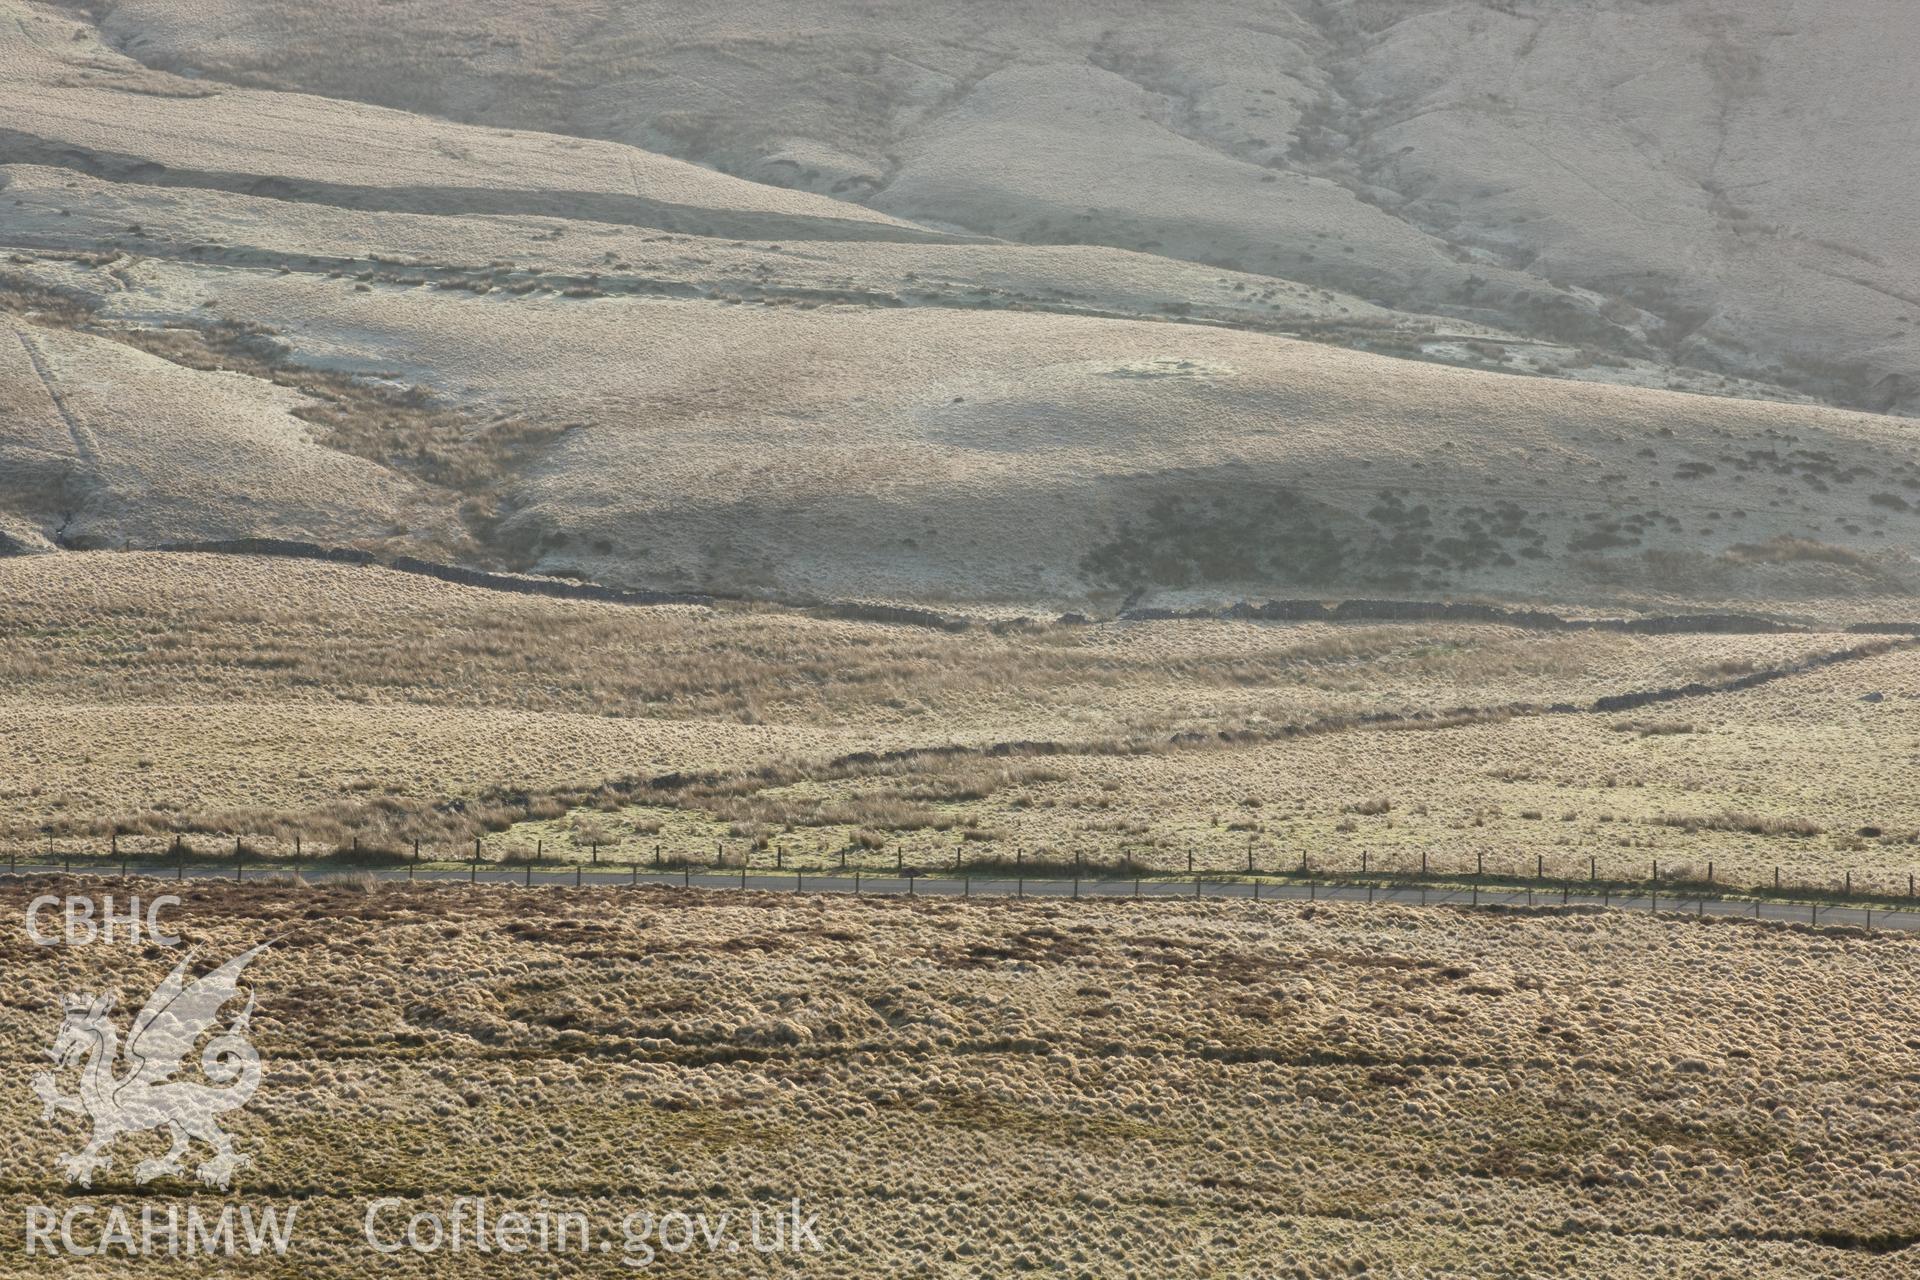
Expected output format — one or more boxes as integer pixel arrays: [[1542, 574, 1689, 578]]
[[3, 864, 1910, 932]]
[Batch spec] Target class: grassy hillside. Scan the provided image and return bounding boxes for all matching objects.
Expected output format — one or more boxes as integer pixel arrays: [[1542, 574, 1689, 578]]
[[8, 245, 1918, 606], [4, 0, 1916, 607], [56, 0, 1920, 416]]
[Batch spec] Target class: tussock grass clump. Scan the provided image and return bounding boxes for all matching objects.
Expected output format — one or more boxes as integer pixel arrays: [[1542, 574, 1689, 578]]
[[1655, 811, 1822, 838], [5, 881, 1913, 1276], [1612, 718, 1696, 736]]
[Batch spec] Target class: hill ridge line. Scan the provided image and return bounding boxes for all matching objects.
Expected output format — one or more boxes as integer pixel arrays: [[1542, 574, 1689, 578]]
[[0, 129, 975, 246]]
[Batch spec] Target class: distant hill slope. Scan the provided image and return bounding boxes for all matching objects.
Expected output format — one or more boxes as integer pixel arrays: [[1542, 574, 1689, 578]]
[[2, 0, 1916, 611], [10, 244, 1919, 609], [60, 0, 1920, 416], [0, 312, 451, 550]]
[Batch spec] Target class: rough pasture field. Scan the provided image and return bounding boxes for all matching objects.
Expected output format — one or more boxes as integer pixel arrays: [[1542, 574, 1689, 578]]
[[5, 553, 1919, 898], [3, 880, 1917, 1277]]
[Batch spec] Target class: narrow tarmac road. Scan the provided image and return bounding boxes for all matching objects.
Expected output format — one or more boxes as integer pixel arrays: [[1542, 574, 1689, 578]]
[[5, 865, 1910, 932]]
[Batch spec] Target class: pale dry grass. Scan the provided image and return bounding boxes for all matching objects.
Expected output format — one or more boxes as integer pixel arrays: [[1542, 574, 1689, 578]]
[[1, 881, 1913, 1276], [817, 640, 1920, 895], [0, 553, 1849, 731], [0, 552, 1907, 892]]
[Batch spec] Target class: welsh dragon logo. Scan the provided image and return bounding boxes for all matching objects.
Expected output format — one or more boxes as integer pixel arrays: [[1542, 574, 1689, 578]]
[[32, 944, 268, 1190]]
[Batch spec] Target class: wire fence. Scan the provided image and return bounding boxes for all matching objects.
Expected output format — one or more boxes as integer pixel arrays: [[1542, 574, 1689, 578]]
[[0, 859, 1914, 935], [3, 835, 1917, 909]]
